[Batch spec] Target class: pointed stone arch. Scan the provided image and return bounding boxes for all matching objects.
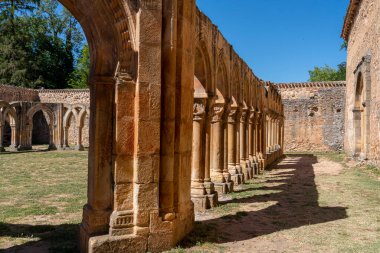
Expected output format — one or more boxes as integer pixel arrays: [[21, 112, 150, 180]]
[[0, 101, 19, 151]]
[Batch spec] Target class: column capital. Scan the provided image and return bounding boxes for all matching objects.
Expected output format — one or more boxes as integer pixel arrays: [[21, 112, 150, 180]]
[[239, 107, 248, 123], [227, 107, 238, 123], [211, 103, 225, 123], [249, 108, 256, 124], [193, 98, 207, 121]]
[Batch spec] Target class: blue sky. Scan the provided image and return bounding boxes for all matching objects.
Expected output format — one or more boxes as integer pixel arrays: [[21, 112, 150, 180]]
[[197, 0, 349, 83]]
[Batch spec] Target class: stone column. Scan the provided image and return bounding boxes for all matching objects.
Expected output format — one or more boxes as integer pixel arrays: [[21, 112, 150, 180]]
[[80, 76, 114, 246], [9, 124, 18, 151], [235, 109, 243, 181], [191, 98, 217, 210], [211, 103, 233, 194], [227, 106, 242, 184], [63, 126, 69, 149], [204, 101, 216, 204], [76, 126, 84, 151], [240, 107, 250, 181], [249, 109, 258, 176], [248, 110, 257, 176], [0, 124, 5, 152]]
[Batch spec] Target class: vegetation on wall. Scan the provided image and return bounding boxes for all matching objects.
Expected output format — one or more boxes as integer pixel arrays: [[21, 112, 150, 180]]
[[0, 0, 89, 89]]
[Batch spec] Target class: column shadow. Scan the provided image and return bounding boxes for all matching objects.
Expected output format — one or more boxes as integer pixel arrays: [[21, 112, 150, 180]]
[[180, 154, 348, 247], [0, 223, 79, 252]]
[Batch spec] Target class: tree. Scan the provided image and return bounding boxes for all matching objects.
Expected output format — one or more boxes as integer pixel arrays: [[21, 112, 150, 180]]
[[68, 45, 90, 88], [308, 62, 346, 82], [0, 0, 87, 88]]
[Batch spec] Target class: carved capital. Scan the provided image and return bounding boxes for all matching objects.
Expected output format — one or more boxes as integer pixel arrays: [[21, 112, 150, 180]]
[[211, 104, 225, 123], [228, 108, 238, 123], [240, 109, 248, 123], [193, 98, 207, 121], [249, 109, 256, 124]]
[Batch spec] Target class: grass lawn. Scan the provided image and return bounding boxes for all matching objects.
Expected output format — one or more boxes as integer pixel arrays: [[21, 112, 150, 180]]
[[0, 150, 379, 253], [0, 148, 87, 252]]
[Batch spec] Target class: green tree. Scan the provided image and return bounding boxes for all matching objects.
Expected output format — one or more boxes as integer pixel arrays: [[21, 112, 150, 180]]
[[308, 62, 346, 82], [0, 0, 86, 88], [68, 45, 90, 88]]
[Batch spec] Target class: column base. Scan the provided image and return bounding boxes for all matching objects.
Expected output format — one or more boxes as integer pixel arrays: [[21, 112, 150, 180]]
[[75, 145, 85, 151], [230, 173, 244, 185], [191, 193, 218, 211], [253, 162, 259, 175], [241, 161, 251, 181], [213, 181, 233, 195], [48, 144, 57, 151]]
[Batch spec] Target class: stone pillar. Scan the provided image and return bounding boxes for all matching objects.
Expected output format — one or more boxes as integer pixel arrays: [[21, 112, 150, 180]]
[[240, 108, 250, 181], [9, 124, 18, 151], [235, 109, 243, 180], [204, 100, 216, 203], [63, 126, 69, 149], [254, 116, 260, 174], [248, 110, 257, 176], [0, 124, 5, 152], [227, 106, 242, 184], [80, 76, 114, 249], [76, 126, 84, 151], [248, 109, 257, 177], [211, 103, 233, 194], [191, 98, 217, 210]]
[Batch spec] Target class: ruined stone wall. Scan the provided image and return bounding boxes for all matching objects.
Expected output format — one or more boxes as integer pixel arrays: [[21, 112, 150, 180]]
[[0, 85, 39, 102], [38, 89, 90, 104], [344, 0, 380, 165], [278, 82, 346, 152], [0, 85, 90, 148]]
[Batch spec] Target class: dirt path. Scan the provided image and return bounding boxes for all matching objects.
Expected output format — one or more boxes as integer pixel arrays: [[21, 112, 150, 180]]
[[172, 154, 380, 253]]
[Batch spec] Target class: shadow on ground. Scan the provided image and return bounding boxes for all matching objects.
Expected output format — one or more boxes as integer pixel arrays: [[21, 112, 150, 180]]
[[180, 154, 348, 247], [0, 223, 79, 253], [0, 154, 348, 252]]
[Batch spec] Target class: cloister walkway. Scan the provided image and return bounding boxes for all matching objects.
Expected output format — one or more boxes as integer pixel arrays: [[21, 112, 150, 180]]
[[172, 154, 379, 253]]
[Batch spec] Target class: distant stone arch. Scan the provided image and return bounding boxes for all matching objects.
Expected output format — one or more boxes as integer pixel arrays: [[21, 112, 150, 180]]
[[63, 104, 88, 150], [0, 101, 18, 151], [26, 104, 55, 150]]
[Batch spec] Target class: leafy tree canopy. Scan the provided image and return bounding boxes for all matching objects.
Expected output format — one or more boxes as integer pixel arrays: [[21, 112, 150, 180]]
[[308, 62, 346, 82], [0, 0, 88, 89]]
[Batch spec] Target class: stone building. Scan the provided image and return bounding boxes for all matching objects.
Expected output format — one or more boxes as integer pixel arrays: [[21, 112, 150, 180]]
[[342, 0, 380, 165], [0, 1, 284, 252], [278, 82, 346, 152]]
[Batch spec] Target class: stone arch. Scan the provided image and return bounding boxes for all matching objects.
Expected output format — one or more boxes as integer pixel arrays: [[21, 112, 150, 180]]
[[58, 0, 136, 78], [216, 57, 229, 100], [351, 55, 371, 159], [194, 43, 212, 93], [0, 101, 18, 151], [26, 104, 55, 150], [353, 72, 365, 156]]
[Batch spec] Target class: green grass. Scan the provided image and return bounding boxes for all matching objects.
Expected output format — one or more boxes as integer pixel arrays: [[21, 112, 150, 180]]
[[0, 150, 87, 252], [1, 150, 379, 252]]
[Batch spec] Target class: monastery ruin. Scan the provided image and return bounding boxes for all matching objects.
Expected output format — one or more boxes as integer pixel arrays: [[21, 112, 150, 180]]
[[0, 0, 379, 252]]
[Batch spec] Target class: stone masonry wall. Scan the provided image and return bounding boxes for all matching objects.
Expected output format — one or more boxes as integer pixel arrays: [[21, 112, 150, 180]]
[[278, 82, 346, 152], [344, 0, 380, 166], [0, 85, 39, 102], [38, 89, 90, 104]]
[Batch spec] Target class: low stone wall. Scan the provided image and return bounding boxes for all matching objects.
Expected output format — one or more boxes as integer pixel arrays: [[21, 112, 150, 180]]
[[277, 82, 346, 152], [39, 89, 90, 104], [0, 85, 39, 102]]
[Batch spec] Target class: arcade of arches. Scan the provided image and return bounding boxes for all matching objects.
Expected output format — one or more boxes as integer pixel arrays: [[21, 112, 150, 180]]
[[2, 0, 379, 252], [0, 1, 284, 252]]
